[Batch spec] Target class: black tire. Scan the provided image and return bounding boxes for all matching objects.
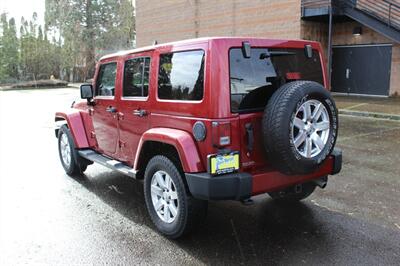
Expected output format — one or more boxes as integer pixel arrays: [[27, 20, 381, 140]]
[[263, 81, 338, 175], [268, 182, 316, 202], [144, 155, 208, 239], [58, 125, 89, 175]]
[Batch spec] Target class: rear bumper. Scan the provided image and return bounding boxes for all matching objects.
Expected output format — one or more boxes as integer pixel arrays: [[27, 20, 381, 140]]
[[185, 172, 252, 200], [185, 148, 342, 201]]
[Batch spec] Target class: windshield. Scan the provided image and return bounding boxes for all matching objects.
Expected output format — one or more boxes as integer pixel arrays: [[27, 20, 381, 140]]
[[229, 48, 323, 113]]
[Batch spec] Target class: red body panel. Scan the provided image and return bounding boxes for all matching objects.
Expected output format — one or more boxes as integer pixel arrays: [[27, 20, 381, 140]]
[[55, 110, 89, 149], [134, 128, 204, 173], [59, 37, 334, 197], [252, 156, 334, 195], [117, 51, 153, 165]]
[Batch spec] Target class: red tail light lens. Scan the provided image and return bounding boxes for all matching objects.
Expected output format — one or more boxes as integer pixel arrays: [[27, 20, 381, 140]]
[[211, 121, 231, 147], [286, 72, 302, 80]]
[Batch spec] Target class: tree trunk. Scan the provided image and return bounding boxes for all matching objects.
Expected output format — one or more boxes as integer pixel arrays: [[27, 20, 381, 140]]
[[69, 67, 74, 82], [85, 0, 95, 81]]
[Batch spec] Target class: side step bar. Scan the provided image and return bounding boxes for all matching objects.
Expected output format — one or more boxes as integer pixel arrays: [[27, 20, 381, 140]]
[[78, 149, 137, 178]]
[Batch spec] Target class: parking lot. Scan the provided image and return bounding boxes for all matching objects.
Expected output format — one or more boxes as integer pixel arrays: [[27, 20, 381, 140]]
[[0, 88, 399, 265]]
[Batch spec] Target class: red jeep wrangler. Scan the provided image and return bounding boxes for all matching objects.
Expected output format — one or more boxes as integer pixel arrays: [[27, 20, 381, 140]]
[[56, 37, 341, 238]]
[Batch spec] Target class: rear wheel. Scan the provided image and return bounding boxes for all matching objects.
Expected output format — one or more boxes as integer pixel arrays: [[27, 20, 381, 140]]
[[58, 125, 88, 175], [144, 155, 208, 239], [268, 182, 316, 202]]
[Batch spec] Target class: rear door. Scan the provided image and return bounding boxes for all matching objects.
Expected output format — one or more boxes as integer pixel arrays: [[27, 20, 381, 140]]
[[229, 48, 277, 170], [92, 62, 119, 156], [117, 52, 152, 165], [229, 47, 324, 171]]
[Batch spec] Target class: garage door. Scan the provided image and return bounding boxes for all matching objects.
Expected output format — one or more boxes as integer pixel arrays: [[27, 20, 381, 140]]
[[331, 44, 392, 96]]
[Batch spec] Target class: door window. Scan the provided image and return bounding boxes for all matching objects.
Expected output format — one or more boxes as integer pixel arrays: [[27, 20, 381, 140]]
[[96, 62, 117, 96], [123, 57, 151, 97]]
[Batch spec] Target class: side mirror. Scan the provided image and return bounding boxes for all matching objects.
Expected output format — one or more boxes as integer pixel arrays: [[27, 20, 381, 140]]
[[80, 84, 93, 99]]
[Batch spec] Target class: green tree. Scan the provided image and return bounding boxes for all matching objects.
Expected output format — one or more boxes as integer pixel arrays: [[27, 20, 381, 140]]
[[18, 13, 62, 81], [19, 14, 41, 79], [45, 0, 135, 81], [0, 13, 19, 82]]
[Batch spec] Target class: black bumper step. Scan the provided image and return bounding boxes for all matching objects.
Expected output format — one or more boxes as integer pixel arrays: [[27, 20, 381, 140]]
[[78, 149, 137, 178]]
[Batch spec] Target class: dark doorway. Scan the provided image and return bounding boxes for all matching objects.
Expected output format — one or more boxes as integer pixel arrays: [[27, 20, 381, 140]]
[[331, 44, 392, 96]]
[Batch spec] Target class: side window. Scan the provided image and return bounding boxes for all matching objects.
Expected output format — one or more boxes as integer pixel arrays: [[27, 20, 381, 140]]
[[123, 57, 151, 97], [158, 50, 204, 101], [96, 62, 117, 96]]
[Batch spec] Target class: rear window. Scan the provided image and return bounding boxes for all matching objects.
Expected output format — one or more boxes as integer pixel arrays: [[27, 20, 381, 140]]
[[158, 50, 205, 101], [229, 48, 323, 113]]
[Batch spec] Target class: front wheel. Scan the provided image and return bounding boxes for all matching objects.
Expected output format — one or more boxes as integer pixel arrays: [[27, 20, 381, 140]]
[[58, 125, 88, 175], [144, 155, 208, 239]]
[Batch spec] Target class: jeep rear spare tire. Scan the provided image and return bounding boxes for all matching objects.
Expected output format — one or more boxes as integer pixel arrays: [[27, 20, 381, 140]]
[[262, 81, 338, 175]]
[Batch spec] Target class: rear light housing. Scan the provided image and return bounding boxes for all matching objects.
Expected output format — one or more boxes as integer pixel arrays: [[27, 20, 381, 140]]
[[211, 121, 231, 147]]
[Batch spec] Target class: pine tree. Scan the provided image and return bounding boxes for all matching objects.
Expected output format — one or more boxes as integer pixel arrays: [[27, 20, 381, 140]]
[[0, 13, 19, 82], [45, 0, 135, 81], [1, 1, 135, 83]]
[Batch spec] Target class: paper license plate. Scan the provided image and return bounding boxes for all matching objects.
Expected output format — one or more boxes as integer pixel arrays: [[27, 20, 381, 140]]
[[208, 152, 239, 175]]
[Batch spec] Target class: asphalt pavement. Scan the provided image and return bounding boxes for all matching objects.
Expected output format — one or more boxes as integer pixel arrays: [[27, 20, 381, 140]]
[[0, 88, 399, 265]]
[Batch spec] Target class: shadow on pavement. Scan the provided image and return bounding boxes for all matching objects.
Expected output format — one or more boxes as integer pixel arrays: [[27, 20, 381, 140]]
[[70, 166, 400, 265]]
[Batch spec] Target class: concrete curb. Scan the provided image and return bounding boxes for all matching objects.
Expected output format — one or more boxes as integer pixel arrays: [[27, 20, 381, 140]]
[[339, 109, 400, 121]]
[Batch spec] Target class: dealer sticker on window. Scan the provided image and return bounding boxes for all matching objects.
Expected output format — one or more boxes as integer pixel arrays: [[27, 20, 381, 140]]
[[208, 152, 239, 175]]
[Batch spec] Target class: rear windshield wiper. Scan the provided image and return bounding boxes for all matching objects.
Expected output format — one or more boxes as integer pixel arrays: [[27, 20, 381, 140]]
[[260, 51, 296, 59], [231, 77, 244, 81]]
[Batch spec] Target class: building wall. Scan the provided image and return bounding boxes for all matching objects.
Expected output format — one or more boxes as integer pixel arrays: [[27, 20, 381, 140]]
[[301, 20, 329, 59], [301, 20, 399, 96], [136, 0, 301, 47], [136, 0, 399, 96]]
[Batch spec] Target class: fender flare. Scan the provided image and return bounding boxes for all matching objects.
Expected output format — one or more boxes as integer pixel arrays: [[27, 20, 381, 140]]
[[55, 111, 89, 149], [134, 128, 205, 173]]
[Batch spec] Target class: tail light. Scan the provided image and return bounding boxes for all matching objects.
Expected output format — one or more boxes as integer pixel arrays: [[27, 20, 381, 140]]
[[211, 121, 231, 147], [286, 72, 301, 80]]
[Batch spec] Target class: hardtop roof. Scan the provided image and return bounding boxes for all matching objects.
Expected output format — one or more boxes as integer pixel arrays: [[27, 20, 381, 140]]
[[99, 37, 319, 61]]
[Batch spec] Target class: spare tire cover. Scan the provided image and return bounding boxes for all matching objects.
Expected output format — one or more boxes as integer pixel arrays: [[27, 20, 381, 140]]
[[262, 81, 338, 175]]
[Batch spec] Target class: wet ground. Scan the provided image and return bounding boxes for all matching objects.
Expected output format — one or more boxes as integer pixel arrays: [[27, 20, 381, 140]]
[[0, 88, 399, 265], [334, 94, 400, 116]]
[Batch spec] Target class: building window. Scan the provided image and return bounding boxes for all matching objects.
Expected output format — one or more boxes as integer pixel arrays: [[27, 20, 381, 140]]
[[96, 62, 117, 96], [123, 57, 151, 97], [158, 50, 204, 101]]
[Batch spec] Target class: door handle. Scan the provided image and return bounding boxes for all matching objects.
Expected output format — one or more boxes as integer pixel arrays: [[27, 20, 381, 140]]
[[117, 112, 124, 120], [133, 109, 147, 117], [345, 68, 350, 79], [106, 106, 117, 113]]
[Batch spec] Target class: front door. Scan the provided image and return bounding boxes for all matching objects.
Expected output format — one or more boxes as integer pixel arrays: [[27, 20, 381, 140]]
[[332, 45, 392, 96], [92, 62, 119, 156], [117, 54, 152, 165]]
